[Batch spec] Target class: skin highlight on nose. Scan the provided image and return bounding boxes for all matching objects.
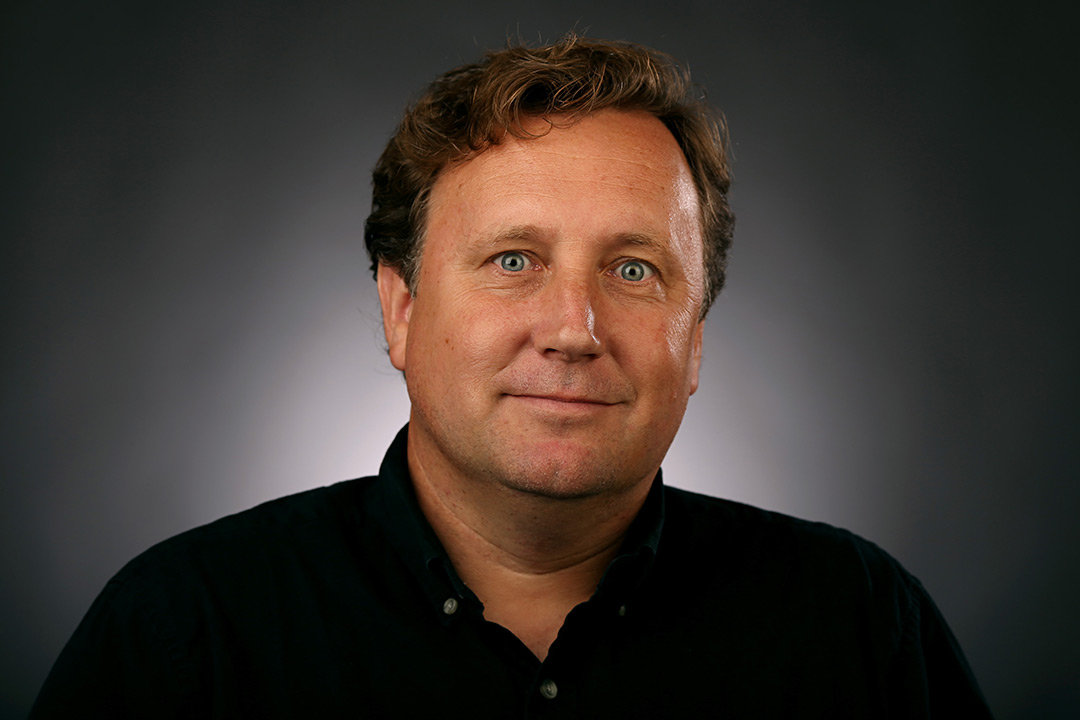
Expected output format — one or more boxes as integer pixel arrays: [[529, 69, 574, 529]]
[[536, 272, 602, 361]]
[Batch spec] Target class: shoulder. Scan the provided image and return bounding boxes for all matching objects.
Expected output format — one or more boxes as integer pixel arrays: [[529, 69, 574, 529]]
[[645, 488, 992, 715], [109, 476, 378, 594], [656, 487, 921, 672], [664, 485, 892, 549], [31, 478, 383, 716], [80, 476, 384, 677], [660, 485, 916, 607]]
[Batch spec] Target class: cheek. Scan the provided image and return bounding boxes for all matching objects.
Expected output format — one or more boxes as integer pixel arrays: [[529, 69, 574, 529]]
[[460, 315, 526, 378], [638, 312, 701, 400], [614, 320, 680, 392], [419, 292, 523, 370], [663, 305, 700, 364]]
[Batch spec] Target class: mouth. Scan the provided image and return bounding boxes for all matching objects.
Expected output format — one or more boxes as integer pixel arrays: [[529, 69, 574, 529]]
[[506, 393, 618, 405]]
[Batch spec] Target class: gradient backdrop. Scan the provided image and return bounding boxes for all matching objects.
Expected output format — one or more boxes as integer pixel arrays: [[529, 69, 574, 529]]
[[3, 1, 1077, 717]]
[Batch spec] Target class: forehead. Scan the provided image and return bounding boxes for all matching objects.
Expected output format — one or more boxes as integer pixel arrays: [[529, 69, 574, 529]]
[[425, 110, 702, 258]]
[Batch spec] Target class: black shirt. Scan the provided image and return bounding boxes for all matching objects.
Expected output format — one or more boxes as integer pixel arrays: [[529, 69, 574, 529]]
[[32, 426, 992, 718]]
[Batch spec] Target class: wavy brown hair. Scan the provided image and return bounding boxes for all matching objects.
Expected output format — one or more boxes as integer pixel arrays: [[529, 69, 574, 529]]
[[364, 35, 734, 318]]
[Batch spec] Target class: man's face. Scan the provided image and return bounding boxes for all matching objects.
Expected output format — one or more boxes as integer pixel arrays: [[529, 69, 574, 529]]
[[379, 110, 705, 500]]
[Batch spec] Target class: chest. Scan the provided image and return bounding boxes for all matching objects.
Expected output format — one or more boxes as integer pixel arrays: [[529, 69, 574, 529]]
[[190, 574, 889, 718]]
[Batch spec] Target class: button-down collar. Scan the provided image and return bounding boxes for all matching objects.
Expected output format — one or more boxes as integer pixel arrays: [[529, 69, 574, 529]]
[[372, 425, 665, 625]]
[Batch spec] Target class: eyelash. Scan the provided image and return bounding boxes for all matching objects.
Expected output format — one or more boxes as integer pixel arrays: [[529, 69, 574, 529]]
[[489, 252, 657, 282], [614, 259, 656, 282], [493, 251, 534, 273]]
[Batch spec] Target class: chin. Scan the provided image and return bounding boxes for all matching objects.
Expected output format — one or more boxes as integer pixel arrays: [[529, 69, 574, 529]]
[[490, 450, 638, 502]]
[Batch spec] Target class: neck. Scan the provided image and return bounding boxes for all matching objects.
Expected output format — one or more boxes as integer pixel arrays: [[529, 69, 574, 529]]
[[406, 430, 653, 660]]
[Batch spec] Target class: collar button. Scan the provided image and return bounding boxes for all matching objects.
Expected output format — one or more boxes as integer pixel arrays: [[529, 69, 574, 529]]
[[539, 678, 558, 700]]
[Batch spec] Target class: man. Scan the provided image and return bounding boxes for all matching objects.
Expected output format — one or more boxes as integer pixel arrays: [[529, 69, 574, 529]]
[[32, 36, 992, 717]]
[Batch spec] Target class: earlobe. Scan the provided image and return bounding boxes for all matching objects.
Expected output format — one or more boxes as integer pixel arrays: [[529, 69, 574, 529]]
[[376, 264, 413, 372], [688, 320, 705, 395]]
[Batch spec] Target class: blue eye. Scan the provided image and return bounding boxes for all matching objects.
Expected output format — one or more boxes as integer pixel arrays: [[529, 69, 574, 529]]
[[618, 260, 654, 282], [497, 252, 528, 272]]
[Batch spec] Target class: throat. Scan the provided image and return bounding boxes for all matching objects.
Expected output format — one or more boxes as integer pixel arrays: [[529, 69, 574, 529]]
[[460, 547, 616, 661], [404, 432, 652, 659], [480, 585, 588, 661]]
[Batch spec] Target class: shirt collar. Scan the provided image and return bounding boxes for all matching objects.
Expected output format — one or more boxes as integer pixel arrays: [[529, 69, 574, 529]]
[[593, 466, 665, 605], [372, 424, 666, 623], [373, 425, 472, 625]]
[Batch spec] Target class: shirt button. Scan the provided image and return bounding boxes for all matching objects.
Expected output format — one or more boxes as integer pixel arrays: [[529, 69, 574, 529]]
[[442, 598, 459, 615], [539, 678, 558, 700]]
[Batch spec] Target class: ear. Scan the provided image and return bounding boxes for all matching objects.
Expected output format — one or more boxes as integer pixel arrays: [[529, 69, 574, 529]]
[[376, 263, 413, 372], [688, 320, 705, 396]]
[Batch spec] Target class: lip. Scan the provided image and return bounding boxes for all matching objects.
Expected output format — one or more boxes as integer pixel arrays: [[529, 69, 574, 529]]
[[503, 394, 622, 420], [506, 393, 619, 406]]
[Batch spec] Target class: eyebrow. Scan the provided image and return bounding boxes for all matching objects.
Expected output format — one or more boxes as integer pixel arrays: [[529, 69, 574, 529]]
[[477, 224, 545, 246], [616, 232, 670, 256], [477, 225, 671, 256]]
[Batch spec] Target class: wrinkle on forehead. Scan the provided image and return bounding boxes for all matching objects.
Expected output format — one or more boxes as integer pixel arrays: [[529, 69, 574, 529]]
[[427, 109, 705, 290]]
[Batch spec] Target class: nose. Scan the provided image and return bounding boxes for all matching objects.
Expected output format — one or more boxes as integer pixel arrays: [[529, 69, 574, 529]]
[[532, 272, 604, 361]]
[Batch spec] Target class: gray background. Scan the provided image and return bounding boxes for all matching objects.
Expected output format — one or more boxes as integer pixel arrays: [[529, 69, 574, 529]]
[[3, 0, 1077, 717]]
